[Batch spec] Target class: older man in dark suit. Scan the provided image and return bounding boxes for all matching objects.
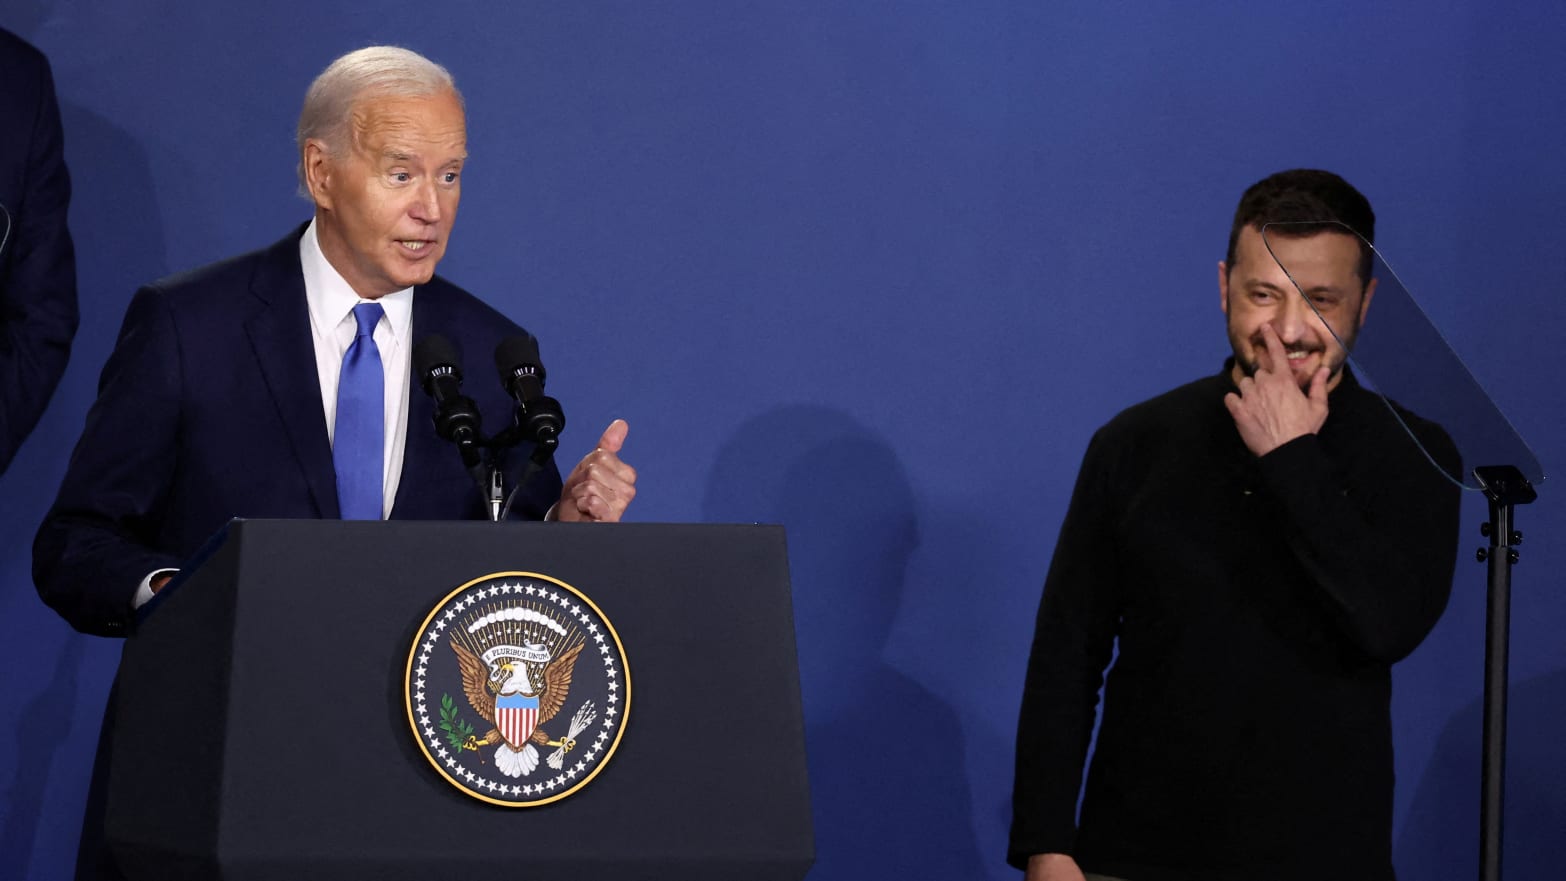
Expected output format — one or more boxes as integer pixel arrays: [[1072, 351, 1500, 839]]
[[0, 27, 78, 476], [34, 46, 637, 880]]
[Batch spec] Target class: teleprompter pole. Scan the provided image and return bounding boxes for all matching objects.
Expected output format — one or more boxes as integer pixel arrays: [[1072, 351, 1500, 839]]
[[1472, 465, 1536, 881]]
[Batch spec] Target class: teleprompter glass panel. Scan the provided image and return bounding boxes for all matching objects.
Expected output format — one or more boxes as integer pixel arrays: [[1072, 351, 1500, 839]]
[[1261, 221, 1543, 491]]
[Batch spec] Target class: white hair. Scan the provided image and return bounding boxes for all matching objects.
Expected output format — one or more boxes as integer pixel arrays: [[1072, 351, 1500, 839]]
[[295, 46, 462, 192]]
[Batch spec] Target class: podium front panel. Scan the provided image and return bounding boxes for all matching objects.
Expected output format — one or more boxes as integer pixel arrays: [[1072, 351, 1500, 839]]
[[107, 520, 812, 881]]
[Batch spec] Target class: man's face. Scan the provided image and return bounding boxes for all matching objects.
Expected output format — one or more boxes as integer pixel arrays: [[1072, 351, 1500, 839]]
[[1219, 225, 1375, 391], [305, 89, 467, 299]]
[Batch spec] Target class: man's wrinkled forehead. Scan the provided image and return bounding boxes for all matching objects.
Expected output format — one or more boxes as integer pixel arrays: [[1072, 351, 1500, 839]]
[[347, 91, 467, 152]]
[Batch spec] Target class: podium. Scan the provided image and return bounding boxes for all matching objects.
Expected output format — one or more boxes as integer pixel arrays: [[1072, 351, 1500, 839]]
[[103, 519, 814, 881]]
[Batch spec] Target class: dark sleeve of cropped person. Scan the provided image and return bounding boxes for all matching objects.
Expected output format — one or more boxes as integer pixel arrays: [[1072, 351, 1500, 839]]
[[0, 28, 79, 475]]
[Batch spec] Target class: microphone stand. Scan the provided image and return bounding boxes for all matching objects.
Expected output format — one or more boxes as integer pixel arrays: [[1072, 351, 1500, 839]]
[[430, 404, 552, 524], [1472, 465, 1537, 881], [418, 336, 564, 522], [436, 413, 498, 521], [488, 420, 560, 521], [484, 467, 504, 522], [444, 408, 561, 523], [468, 437, 556, 523]]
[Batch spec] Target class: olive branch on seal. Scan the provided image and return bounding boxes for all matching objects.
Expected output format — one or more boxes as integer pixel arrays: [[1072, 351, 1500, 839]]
[[439, 693, 476, 750]]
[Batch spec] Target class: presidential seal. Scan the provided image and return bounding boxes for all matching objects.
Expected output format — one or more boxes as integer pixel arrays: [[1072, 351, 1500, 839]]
[[404, 571, 630, 806]]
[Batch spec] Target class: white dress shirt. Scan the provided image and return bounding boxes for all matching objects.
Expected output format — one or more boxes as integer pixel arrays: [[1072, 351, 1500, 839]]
[[299, 218, 414, 516], [133, 220, 415, 608]]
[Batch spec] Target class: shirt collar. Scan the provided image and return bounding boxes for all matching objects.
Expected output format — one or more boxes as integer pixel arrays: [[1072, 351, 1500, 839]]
[[300, 218, 413, 343]]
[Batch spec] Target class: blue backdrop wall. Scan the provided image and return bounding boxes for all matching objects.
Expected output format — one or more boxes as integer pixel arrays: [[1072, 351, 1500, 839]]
[[2, 2, 1563, 879]]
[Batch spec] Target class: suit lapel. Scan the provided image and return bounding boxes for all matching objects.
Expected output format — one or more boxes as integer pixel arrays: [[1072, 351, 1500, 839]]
[[244, 225, 340, 518]]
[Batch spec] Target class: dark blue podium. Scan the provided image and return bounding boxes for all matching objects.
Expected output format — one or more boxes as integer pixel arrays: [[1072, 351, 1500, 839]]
[[103, 519, 813, 881]]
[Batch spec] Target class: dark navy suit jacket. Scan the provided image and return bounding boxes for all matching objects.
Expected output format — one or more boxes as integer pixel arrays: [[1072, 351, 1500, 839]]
[[34, 225, 562, 637], [0, 28, 79, 474]]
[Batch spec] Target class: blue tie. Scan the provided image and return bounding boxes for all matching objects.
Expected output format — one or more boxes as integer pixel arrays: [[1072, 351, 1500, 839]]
[[334, 302, 385, 520]]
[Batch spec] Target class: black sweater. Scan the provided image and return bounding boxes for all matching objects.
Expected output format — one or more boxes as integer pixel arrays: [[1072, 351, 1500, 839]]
[[1009, 364, 1461, 881]]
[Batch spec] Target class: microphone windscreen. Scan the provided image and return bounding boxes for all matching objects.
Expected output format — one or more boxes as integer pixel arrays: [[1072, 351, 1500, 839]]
[[414, 334, 462, 378], [494, 334, 545, 380]]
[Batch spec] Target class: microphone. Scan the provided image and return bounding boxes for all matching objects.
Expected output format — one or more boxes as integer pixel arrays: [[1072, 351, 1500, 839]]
[[494, 334, 565, 455], [413, 334, 482, 466]]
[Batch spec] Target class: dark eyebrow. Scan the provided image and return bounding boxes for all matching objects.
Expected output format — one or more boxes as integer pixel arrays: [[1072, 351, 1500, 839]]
[[1246, 279, 1347, 297]]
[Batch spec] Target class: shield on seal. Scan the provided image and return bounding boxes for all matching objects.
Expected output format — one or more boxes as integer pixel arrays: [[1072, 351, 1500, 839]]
[[495, 692, 541, 748]]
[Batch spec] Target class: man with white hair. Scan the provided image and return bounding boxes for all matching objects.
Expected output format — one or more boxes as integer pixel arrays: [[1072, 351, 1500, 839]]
[[35, 46, 637, 880]]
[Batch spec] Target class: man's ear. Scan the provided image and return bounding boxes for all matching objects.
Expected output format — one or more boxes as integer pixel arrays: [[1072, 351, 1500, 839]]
[[303, 140, 334, 210], [1218, 260, 1231, 316], [1357, 277, 1378, 328]]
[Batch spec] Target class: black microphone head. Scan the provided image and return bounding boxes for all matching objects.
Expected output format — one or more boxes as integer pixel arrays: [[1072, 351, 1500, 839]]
[[414, 334, 463, 380], [495, 334, 546, 385]]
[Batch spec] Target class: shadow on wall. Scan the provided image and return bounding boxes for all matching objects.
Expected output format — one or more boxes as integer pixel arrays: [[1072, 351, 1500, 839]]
[[0, 5, 46, 39], [1397, 667, 1566, 877], [0, 95, 167, 880], [57, 99, 172, 362], [0, 640, 85, 877], [0, 98, 170, 570], [703, 405, 984, 880]]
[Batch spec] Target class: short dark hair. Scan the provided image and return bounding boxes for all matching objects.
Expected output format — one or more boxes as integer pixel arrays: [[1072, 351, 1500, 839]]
[[1226, 169, 1376, 284]]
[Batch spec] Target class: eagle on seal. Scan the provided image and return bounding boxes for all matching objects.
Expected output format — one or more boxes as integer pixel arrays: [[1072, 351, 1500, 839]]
[[451, 640, 585, 777]]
